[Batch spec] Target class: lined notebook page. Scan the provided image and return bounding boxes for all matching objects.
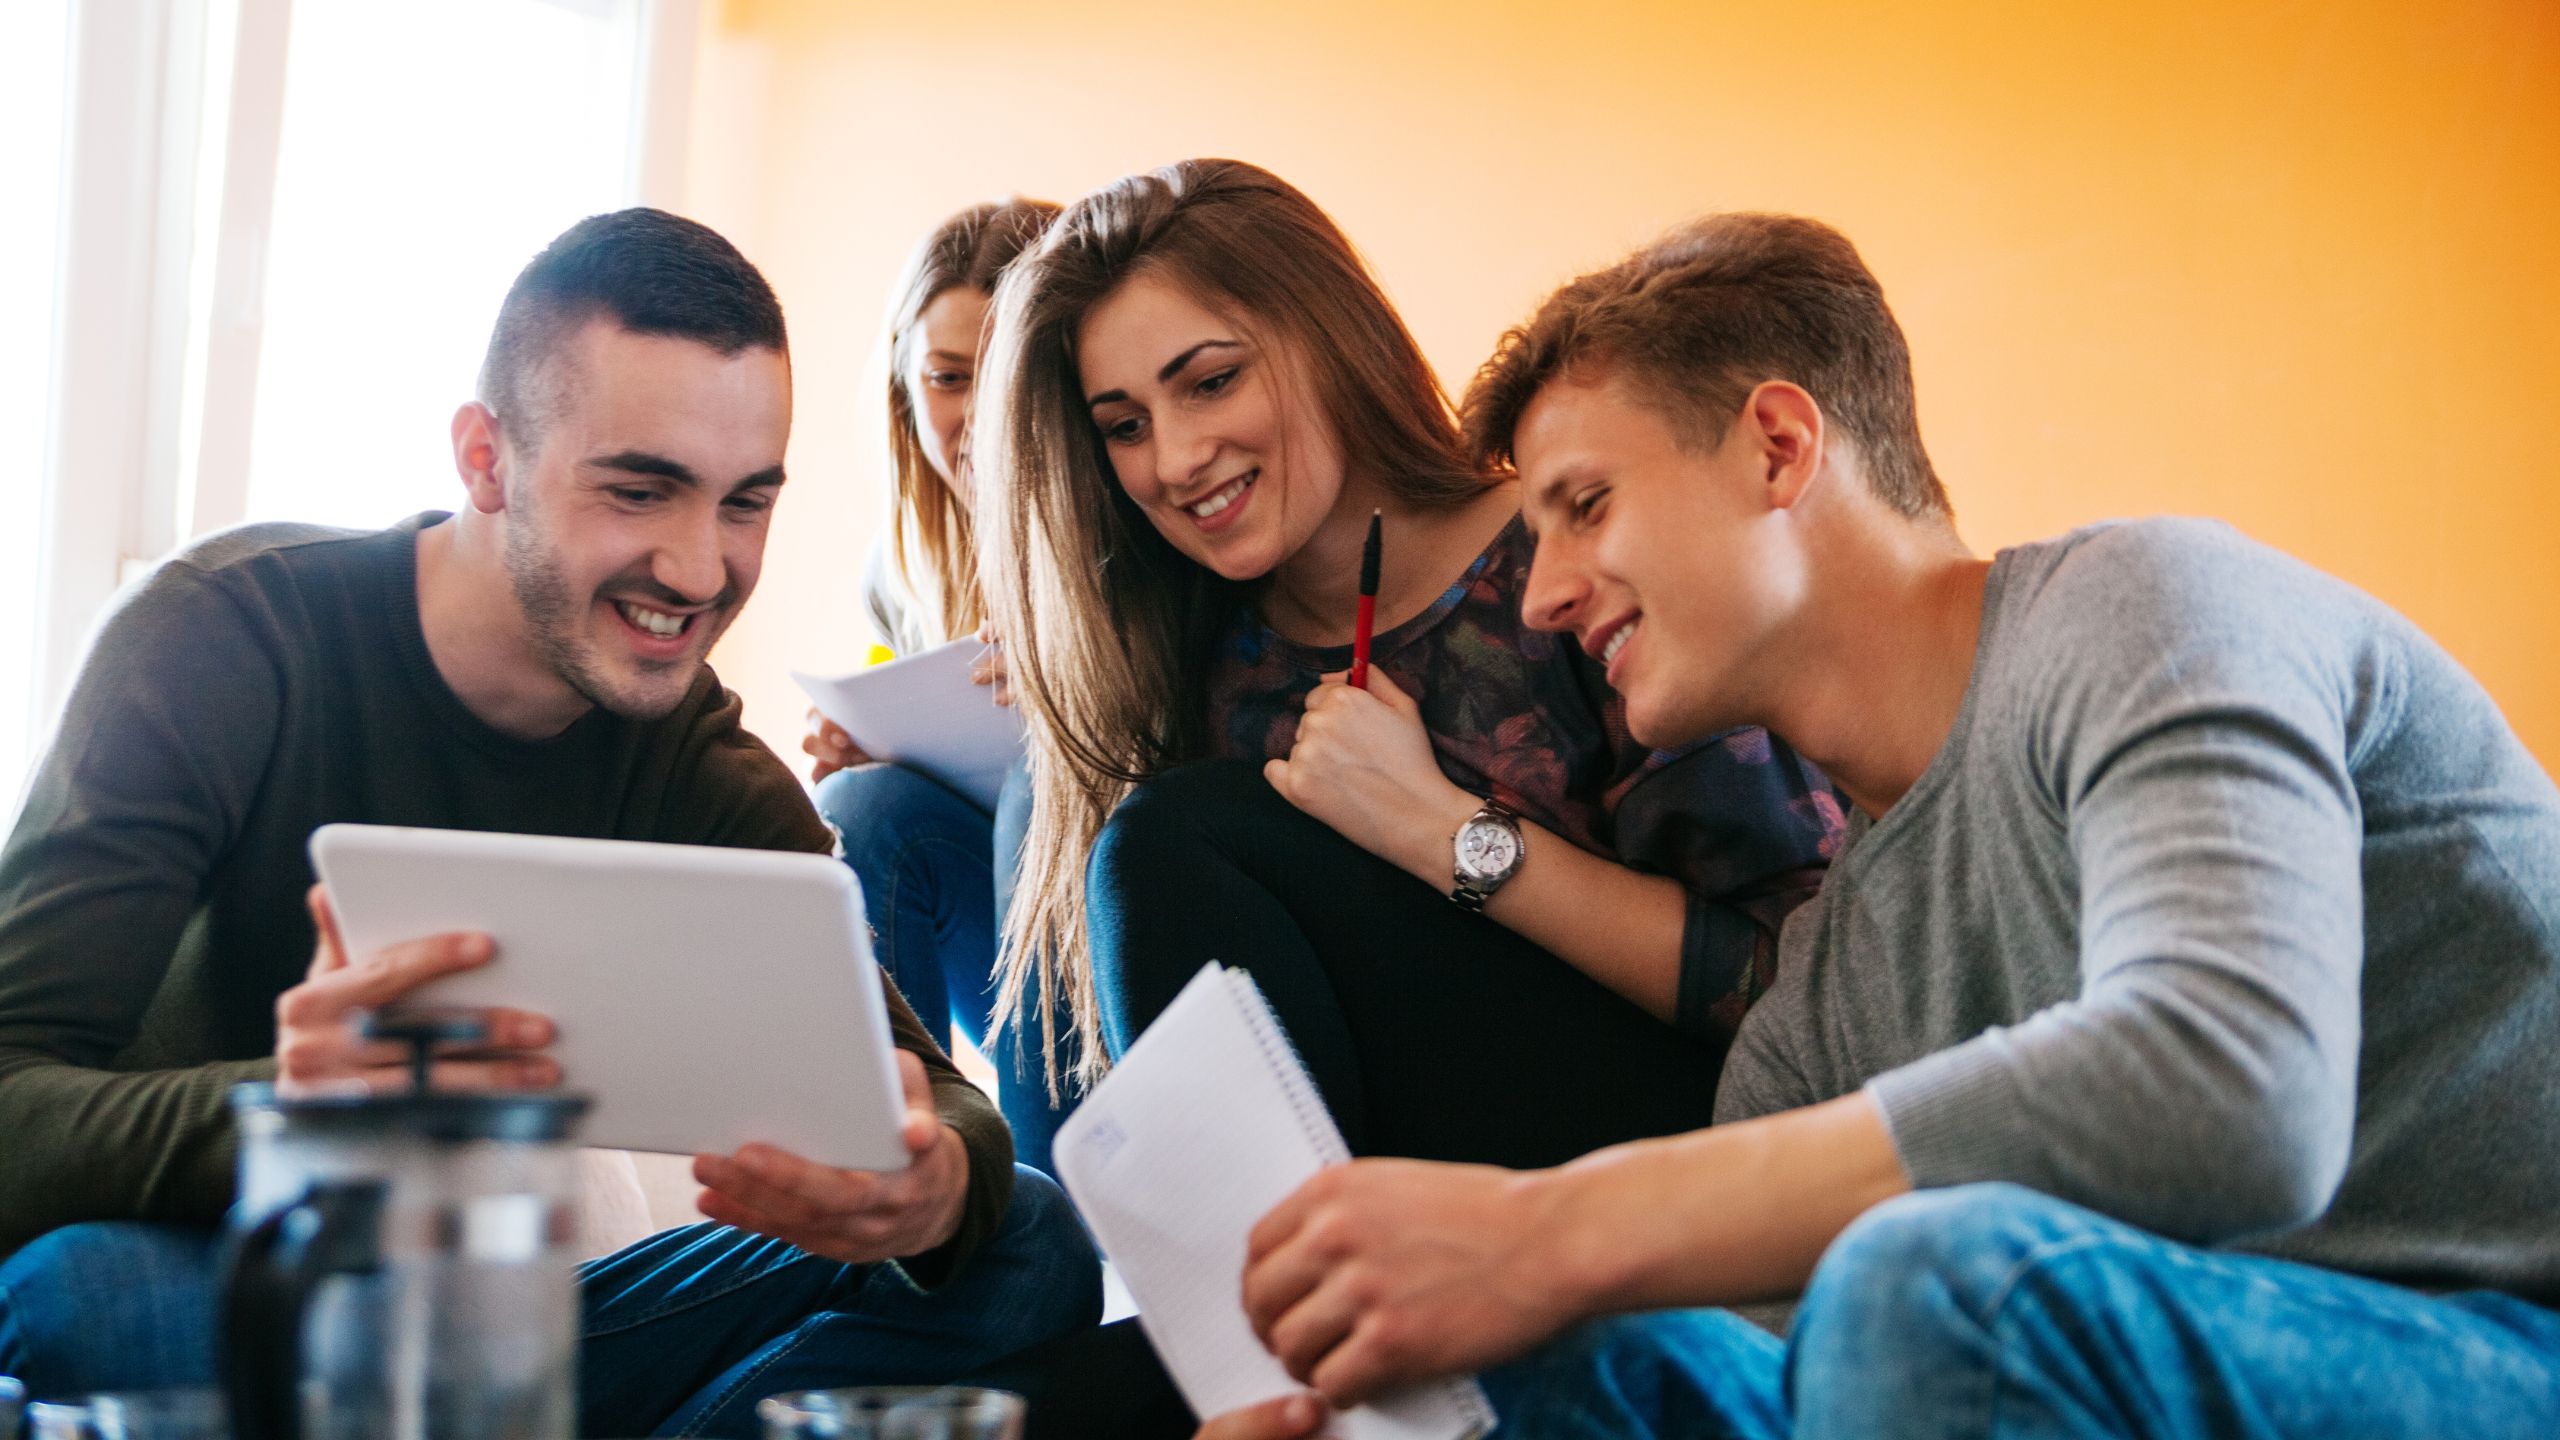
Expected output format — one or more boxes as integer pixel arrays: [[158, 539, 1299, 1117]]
[[1056, 964, 1494, 1440]]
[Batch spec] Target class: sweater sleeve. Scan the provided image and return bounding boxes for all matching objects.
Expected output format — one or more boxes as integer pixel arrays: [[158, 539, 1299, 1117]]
[[1610, 727, 1845, 1042], [1865, 525, 2369, 1244], [0, 565, 287, 1246], [1711, 889, 1832, 1126], [667, 697, 1015, 1283]]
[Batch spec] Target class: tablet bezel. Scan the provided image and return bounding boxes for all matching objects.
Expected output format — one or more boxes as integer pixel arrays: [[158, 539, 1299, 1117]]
[[308, 823, 911, 1172]]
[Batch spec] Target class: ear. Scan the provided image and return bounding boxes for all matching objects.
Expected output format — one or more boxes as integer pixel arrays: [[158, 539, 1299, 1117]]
[[449, 402, 510, 516], [1741, 381, 1825, 511]]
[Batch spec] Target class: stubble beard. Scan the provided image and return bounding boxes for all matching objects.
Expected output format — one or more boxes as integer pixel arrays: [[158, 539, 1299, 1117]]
[[501, 496, 695, 723]]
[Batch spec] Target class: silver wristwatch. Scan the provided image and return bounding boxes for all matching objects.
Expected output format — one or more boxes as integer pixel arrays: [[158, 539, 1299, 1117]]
[[1450, 799, 1525, 912]]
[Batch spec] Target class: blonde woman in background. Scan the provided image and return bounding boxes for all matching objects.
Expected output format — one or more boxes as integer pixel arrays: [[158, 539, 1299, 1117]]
[[975, 159, 1844, 1167], [801, 197, 1072, 1172]]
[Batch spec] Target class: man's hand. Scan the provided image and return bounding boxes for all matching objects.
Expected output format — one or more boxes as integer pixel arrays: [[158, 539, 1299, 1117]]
[[1264, 669, 1471, 876], [1245, 1159, 1581, 1406], [275, 886, 559, 1097], [693, 1049, 971, 1264], [803, 705, 873, 783], [1193, 1394, 1328, 1440]]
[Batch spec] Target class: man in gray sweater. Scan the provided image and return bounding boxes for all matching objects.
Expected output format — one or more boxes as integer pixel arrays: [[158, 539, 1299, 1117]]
[[1196, 214, 2559, 1440]]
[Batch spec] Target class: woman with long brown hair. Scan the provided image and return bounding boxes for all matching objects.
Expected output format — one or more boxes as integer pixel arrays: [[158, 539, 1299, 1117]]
[[800, 196, 1072, 1170], [975, 159, 1845, 1169]]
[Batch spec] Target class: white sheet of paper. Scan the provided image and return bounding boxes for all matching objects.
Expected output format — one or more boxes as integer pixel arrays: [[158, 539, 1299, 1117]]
[[792, 639, 1023, 810], [1055, 965, 1495, 1440]]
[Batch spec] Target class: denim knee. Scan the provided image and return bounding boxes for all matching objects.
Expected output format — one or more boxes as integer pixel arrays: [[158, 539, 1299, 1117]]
[[1483, 1311, 1786, 1440], [1791, 1180, 2103, 1400], [989, 1166, 1097, 1282], [817, 762, 979, 860], [1087, 760, 1272, 1051], [0, 1221, 221, 1391], [969, 1165, 1102, 1348], [1804, 1184, 2081, 1322], [1089, 761, 1268, 878]]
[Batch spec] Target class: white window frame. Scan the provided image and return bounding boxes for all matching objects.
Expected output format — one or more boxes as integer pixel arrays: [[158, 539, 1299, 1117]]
[[32, 0, 699, 733]]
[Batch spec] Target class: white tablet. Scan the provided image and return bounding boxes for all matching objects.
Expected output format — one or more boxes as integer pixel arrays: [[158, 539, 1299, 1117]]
[[308, 823, 911, 1172]]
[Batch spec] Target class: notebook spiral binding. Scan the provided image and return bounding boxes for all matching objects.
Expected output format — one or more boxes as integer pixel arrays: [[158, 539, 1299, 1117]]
[[1222, 967, 1353, 1166], [1220, 966, 1499, 1437]]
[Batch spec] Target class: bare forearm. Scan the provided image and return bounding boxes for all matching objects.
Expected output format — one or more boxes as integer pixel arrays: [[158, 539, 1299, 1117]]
[[1380, 790, 1685, 1021], [1538, 1092, 1913, 1316]]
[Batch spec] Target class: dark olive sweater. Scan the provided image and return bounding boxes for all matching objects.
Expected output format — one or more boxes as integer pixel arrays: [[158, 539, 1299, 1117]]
[[0, 516, 1013, 1269]]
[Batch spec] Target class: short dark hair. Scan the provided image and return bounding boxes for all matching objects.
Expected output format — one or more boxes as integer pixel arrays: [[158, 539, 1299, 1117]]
[[1464, 212, 1949, 520], [476, 207, 788, 451]]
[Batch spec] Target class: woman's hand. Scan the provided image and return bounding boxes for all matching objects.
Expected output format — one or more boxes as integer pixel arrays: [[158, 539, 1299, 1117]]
[[1264, 668, 1473, 880], [970, 622, 1013, 708], [803, 705, 871, 783]]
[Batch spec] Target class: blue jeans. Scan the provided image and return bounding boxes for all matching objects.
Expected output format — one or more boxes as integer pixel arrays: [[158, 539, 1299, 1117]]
[[1482, 1183, 2560, 1439], [579, 1165, 1100, 1436], [0, 1166, 1101, 1436], [0, 1221, 219, 1397], [817, 760, 1076, 1175]]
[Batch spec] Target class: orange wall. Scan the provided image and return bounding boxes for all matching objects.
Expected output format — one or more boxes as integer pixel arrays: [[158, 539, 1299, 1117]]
[[682, 0, 2560, 772]]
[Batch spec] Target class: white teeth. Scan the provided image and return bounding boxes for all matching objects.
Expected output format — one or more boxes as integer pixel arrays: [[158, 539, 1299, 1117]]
[[1601, 625, 1633, 666], [618, 602, 687, 638], [1187, 472, 1254, 519]]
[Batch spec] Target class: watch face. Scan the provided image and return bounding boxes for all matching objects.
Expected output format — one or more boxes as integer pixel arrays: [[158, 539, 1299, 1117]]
[[1458, 818, 1521, 879]]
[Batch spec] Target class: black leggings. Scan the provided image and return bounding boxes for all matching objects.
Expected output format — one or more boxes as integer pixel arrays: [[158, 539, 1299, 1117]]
[[1087, 760, 1725, 1170]]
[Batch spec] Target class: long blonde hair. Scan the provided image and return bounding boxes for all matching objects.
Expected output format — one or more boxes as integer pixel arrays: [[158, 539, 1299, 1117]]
[[976, 159, 1487, 1090], [881, 198, 1060, 641]]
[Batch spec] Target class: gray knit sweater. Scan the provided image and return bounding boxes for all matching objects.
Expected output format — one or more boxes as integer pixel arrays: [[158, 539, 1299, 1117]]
[[1717, 518, 2560, 1301]]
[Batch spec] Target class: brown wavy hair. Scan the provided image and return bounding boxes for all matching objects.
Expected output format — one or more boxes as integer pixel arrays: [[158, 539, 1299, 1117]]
[[881, 198, 1060, 642], [975, 159, 1487, 1090], [1464, 212, 1949, 520]]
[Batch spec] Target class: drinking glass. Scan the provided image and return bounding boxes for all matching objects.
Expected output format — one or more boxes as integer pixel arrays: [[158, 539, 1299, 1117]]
[[757, 1387, 1026, 1440], [23, 1391, 226, 1440], [21, 1402, 91, 1440]]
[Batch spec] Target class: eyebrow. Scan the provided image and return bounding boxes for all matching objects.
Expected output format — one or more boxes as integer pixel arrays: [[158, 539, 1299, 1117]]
[[1519, 464, 1600, 537], [925, 349, 975, 364], [586, 451, 787, 493], [1085, 339, 1244, 408], [1527, 468, 1586, 515]]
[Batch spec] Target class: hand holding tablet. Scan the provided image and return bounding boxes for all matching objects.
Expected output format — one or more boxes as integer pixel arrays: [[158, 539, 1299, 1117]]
[[690, 1047, 972, 1264], [301, 825, 913, 1172]]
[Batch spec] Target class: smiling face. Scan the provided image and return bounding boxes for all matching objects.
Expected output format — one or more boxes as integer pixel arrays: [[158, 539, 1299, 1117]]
[[499, 319, 792, 720], [1076, 270, 1348, 582], [901, 285, 991, 499], [1516, 372, 1811, 748]]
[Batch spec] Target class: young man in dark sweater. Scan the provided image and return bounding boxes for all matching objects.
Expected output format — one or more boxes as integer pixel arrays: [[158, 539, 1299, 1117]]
[[1199, 215, 2558, 1440], [0, 209, 1096, 1431]]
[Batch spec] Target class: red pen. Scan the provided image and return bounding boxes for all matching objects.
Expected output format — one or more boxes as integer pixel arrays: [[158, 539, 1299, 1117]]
[[1349, 509, 1382, 689]]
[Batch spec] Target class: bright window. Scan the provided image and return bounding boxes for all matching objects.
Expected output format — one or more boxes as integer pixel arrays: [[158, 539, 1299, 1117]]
[[241, 0, 643, 529], [1, 0, 74, 813]]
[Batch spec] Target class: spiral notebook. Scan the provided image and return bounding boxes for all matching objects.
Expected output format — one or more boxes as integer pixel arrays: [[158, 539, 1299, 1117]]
[[1054, 964, 1495, 1440]]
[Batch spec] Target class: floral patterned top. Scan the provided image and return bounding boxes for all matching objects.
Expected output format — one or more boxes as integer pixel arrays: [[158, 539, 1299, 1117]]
[[1205, 514, 1846, 1040]]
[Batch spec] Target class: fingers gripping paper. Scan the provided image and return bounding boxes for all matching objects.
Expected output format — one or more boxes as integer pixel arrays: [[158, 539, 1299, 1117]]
[[793, 639, 1023, 810], [1055, 965, 1495, 1440]]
